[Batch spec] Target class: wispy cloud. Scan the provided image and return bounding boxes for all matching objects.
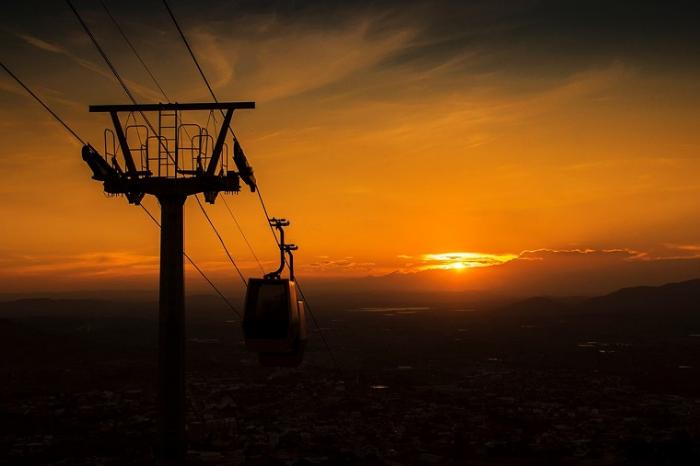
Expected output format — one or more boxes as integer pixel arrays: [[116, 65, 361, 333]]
[[398, 246, 698, 275], [16, 32, 162, 102], [517, 248, 647, 262], [655, 244, 700, 260], [303, 256, 376, 274], [419, 251, 517, 271], [190, 18, 415, 102], [0, 251, 159, 278], [17, 33, 66, 54]]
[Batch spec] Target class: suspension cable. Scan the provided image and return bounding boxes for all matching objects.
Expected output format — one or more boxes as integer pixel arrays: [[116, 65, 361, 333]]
[[194, 194, 248, 287], [0, 62, 241, 317], [296, 281, 338, 367], [139, 204, 241, 317], [160, 0, 272, 280], [221, 196, 265, 275], [255, 185, 284, 247], [96, 1, 248, 285], [99, 0, 170, 101], [65, 0, 138, 104], [161, 0, 218, 105], [160, 0, 266, 273], [65, 0, 173, 164], [105, 0, 216, 173], [261, 189, 339, 369], [158, 3, 292, 258], [160, 0, 338, 369], [66, 0, 248, 288], [97, 0, 263, 284], [161, 0, 237, 142], [100, 0, 193, 146], [1, 61, 85, 145]]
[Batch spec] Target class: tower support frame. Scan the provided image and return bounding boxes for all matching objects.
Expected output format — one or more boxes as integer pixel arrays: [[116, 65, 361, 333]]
[[82, 101, 256, 465]]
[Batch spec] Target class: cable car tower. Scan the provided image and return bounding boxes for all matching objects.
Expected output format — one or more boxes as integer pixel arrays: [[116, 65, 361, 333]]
[[82, 101, 256, 465]]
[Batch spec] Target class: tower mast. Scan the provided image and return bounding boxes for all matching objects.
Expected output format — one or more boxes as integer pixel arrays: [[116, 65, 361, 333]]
[[83, 101, 255, 465]]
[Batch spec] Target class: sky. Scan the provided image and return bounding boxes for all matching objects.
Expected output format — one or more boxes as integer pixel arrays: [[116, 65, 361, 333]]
[[1, 0, 699, 296]]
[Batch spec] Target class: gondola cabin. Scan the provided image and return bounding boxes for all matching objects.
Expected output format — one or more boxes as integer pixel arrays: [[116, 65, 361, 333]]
[[242, 277, 307, 366]]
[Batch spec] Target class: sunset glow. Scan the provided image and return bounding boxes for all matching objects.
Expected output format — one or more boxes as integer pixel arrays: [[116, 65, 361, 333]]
[[3, 4, 700, 465], [1, 1, 699, 294], [420, 252, 518, 271]]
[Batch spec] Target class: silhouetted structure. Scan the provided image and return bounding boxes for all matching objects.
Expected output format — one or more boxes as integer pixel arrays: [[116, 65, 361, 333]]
[[82, 101, 255, 465], [242, 218, 307, 367]]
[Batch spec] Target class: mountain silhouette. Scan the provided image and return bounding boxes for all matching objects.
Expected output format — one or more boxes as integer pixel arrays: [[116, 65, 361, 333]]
[[586, 278, 700, 313], [498, 278, 700, 315]]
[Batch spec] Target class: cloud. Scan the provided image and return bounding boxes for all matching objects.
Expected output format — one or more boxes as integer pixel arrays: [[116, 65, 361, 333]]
[[0, 76, 28, 97], [181, 0, 700, 81], [363, 246, 700, 296], [517, 248, 646, 262], [187, 17, 414, 102], [15, 32, 162, 102], [188, 29, 236, 90], [300, 246, 700, 280], [651, 244, 700, 260], [303, 256, 376, 274], [419, 251, 517, 270], [665, 244, 700, 253], [0, 251, 159, 279], [398, 247, 696, 275], [517, 246, 700, 263], [0, 249, 276, 293], [17, 33, 67, 54]]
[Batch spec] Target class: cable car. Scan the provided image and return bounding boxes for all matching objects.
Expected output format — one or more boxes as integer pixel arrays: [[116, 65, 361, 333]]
[[242, 219, 307, 367]]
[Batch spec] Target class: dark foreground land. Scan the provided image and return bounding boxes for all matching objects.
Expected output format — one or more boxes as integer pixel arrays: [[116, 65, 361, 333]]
[[2, 280, 700, 465]]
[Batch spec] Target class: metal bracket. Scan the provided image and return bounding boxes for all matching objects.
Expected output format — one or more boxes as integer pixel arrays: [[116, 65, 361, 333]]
[[264, 218, 298, 280]]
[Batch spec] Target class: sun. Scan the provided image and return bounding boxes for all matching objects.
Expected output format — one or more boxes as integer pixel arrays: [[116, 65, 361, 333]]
[[445, 261, 468, 271], [419, 252, 518, 272]]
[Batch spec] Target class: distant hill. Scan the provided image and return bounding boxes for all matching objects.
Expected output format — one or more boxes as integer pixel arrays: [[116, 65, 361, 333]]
[[496, 279, 700, 330], [2, 278, 698, 325], [585, 278, 700, 313]]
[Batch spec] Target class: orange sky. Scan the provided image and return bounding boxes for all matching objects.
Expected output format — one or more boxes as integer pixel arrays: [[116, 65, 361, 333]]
[[1, 1, 699, 295]]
